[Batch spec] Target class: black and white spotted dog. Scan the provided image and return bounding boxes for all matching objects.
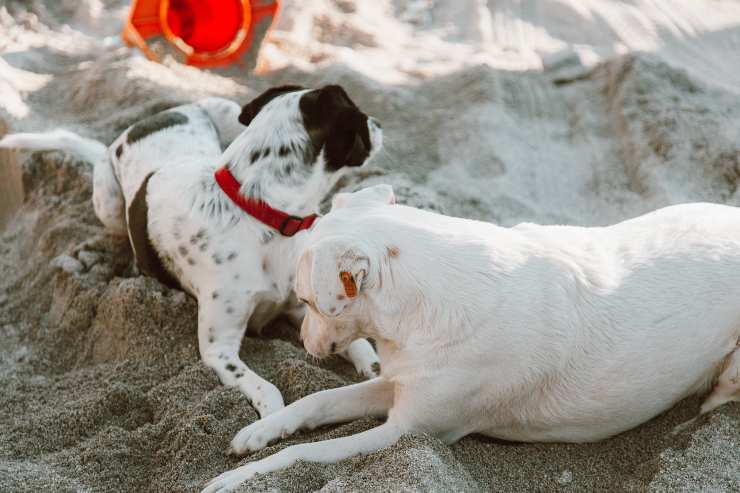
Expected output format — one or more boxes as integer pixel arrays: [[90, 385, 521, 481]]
[[0, 85, 383, 416]]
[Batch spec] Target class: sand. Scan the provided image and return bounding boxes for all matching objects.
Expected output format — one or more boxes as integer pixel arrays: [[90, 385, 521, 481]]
[[1, 1, 739, 492]]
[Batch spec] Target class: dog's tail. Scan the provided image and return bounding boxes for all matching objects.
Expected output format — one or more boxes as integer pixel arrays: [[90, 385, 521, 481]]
[[196, 97, 245, 149], [0, 129, 108, 164], [0, 129, 127, 236]]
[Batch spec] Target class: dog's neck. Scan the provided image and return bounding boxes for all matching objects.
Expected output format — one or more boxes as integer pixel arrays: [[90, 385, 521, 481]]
[[219, 125, 333, 217]]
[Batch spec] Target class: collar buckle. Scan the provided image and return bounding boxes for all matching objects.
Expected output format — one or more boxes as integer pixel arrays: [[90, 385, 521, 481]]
[[279, 215, 306, 237]]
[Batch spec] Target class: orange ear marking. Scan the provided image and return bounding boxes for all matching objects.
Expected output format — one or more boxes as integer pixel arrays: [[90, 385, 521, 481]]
[[339, 271, 357, 298]]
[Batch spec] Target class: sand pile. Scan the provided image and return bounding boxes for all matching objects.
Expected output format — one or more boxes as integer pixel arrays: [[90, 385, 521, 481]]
[[1, 1, 739, 492]]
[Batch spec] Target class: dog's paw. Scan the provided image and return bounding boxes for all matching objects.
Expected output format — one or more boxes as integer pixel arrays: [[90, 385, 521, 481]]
[[201, 464, 258, 493], [355, 359, 381, 379], [343, 339, 381, 379], [240, 380, 284, 418], [228, 413, 298, 457]]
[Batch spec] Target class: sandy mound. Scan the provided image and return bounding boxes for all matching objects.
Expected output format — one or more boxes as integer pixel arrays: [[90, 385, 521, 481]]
[[1, 1, 739, 492]]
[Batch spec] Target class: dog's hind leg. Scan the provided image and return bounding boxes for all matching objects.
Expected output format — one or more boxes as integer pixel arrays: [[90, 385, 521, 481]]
[[198, 292, 284, 418], [673, 345, 740, 435], [93, 156, 126, 236], [700, 346, 740, 415]]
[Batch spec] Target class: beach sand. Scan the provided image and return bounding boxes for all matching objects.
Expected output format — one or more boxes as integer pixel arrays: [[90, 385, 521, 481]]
[[1, 1, 739, 491]]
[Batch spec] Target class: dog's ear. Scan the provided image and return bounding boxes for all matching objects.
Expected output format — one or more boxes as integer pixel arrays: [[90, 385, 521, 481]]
[[305, 237, 370, 318], [332, 184, 395, 210], [238, 85, 304, 126], [299, 85, 371, 170]]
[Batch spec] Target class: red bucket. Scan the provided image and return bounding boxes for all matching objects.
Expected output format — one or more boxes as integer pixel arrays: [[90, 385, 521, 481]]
[[122, 0, 279, 68]]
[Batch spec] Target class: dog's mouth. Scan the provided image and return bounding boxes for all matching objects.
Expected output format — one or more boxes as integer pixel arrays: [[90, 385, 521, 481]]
[[304, 336, 353, 359]]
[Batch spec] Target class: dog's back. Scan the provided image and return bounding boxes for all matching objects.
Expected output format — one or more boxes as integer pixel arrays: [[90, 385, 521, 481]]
[[112, 103, 225, 206], [310, 198, 740, 442]]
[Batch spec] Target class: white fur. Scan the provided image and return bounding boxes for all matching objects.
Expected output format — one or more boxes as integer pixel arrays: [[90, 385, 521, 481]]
[[0, 93, 383, 418], [204, 186, 740, 492]]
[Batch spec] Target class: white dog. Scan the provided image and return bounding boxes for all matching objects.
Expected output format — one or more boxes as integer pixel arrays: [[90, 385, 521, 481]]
[[203, 185, 740, 492], [0, 86, 383, 417]]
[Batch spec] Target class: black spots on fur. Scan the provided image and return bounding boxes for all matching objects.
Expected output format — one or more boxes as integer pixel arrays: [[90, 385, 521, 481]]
[[199, 242, 208, 252], [226, 363, 237, 372], [226, 306, 234, 314], [330, 342, 337, 354], [235, 373, 244, 379], [212, 291, 219, 300], [238, 85, 304, 126], [329, 307, 336, 314], [272, 282, 278, 290], [279, 145, 290, 157], [227, 252, 237, 261], [261, 258, 269, 272], [219, 353, 228, 360], [190, 228, 207, 245], [115, 144, 123, 159], [208, 336, 215, 344], [187, 257, 196, 266], [127, 111, 189, 144], [250, 150, 260, 164], [233, 273, 240, 280], [262, 148, 271, 158], [274, 161, 297, 182], [372, 362, 381, 374], [178, 245, 188, 256], [212, 253, 223, 265]]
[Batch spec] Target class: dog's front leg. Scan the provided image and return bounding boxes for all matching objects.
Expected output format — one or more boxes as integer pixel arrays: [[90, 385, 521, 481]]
[[198, 297, 284, 417], [229, 377, 394, 455], [340, 338, 381, 378], [202, 420, 404, 493]]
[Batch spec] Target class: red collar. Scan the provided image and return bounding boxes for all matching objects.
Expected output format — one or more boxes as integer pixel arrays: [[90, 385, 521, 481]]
[[214, 166, 319, 237]]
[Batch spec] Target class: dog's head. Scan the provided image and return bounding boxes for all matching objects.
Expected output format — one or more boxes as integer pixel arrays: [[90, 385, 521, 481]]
[[295, 185, 396, 358], [235, 84, 382, 172]]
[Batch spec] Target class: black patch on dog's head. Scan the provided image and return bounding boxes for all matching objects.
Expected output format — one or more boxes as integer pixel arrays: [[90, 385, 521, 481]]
[[238, 85, 304, 126], [127, 173, 181, 290], [127, 111, 189, 145], [299, 85, 371, 171]]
